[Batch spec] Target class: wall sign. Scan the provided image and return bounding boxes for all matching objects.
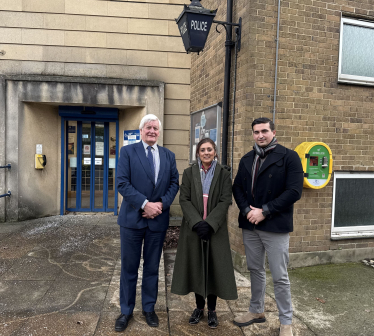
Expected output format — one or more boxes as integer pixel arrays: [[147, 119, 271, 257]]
[[123, 130, 141, 146], [36, 144, 42, 154], [190, 103, 222, 164], [96, 142, 104, 156]]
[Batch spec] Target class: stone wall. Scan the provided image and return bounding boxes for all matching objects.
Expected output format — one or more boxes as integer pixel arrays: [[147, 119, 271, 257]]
[[191, 0, 374, 262], [0, 0, 192, 219]]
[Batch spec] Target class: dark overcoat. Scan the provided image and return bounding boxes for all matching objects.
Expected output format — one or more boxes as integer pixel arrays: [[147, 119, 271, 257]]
[[171, 163, 238, 300], [232, 144, 304, 233]]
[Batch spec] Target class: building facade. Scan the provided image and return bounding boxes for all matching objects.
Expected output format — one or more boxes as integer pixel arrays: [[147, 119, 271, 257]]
[[2, 0, 374, 269], [190, 0, 374, 269], [0, 0, 191, 222]]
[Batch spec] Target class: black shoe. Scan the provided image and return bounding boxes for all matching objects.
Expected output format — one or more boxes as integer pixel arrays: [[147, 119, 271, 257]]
[[208, 311, 218, 328], [189, 308, 204, 325], [114, 313, 133, 332], [142, 310, 159, 327]]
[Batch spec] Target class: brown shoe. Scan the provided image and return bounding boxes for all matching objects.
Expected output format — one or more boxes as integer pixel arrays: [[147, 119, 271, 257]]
[[233, 311, 266, 327], [280, 324, 293, 336]]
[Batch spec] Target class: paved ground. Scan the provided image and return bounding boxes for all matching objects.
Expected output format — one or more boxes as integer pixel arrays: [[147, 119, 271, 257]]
[[0, 215, 373, 335]]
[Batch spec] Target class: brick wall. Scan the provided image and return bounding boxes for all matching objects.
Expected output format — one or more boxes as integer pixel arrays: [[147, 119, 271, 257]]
[[191, 0, 374, 256]]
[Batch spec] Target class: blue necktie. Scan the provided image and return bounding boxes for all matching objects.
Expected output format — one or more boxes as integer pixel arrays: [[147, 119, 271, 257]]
[[147, 146, 155, 183]]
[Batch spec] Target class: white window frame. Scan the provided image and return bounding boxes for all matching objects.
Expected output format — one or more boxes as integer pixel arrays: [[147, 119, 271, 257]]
[[331, 172, 374, 240], [338, 17, 374, 86]]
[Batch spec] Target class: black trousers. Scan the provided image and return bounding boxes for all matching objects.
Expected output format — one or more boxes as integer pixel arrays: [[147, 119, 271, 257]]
[[195, 293, 217, 311]]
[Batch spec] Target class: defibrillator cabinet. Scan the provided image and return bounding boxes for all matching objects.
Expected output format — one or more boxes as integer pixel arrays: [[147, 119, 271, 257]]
[[294, 142, 333, 189]]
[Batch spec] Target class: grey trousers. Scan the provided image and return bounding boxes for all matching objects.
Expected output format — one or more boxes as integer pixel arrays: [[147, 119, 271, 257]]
[[242, 228, 292, 325]]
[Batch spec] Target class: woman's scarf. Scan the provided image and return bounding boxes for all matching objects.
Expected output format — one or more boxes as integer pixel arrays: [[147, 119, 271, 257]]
[[197, 157, 217, 219]]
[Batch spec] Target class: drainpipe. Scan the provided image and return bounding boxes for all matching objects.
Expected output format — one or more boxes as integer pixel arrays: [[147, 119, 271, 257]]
[[221, 0, 234, 166], [273, 0, 281, 123], [230, 35, 239, 179]]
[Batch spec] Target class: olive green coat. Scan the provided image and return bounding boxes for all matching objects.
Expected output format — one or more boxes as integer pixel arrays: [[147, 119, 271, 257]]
[[171, 163, 238, 300]]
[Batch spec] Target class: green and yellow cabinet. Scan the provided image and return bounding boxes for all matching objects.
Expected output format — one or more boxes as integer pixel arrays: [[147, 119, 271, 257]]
[[294, 142, 333, 189]]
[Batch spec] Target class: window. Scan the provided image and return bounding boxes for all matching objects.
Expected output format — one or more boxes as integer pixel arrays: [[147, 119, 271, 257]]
[[331, 173, 374, 239], [338, 17, 374, 86]]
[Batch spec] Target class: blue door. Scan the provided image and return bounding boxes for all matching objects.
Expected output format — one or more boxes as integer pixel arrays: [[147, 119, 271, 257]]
[[60, 106, 119, 214]]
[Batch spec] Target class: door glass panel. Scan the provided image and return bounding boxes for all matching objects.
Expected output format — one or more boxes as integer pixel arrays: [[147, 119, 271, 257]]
[[81, 122, 91, 209], [94, 123, 105, 209], [108, 122, 116, 209], [65, 118, 117, 212], [67, 121, 77, 208]]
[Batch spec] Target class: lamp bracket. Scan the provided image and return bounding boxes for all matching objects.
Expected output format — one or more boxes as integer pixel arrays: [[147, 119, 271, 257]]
[[213, 17, 242, 51]]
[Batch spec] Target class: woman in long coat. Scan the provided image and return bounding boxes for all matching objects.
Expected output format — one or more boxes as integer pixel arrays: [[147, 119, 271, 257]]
[[171, 138, 237, 328]]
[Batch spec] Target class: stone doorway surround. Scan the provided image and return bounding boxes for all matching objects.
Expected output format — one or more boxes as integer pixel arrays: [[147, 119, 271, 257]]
[[0, 75, 165, 222]]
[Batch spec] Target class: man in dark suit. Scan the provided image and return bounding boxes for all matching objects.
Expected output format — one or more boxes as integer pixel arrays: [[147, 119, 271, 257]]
[[115, 114, 179, 332], [232, 118, 303, 336]]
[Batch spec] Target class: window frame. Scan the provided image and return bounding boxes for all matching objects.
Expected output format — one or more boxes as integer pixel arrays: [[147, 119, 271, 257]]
[[331, 172, 374, 240], [338, 17, 374, 86]]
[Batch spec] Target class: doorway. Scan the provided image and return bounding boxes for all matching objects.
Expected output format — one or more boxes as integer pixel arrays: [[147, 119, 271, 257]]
[[60, 106, 119, 214]]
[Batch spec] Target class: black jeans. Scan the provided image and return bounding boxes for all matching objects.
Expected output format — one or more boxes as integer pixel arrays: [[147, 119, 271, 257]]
[[195, 293, 217, 311]]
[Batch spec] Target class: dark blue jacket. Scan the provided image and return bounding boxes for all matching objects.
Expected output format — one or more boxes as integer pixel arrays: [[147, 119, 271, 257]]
[[117, 141, 179, 232], [233, 144, 303, 233]]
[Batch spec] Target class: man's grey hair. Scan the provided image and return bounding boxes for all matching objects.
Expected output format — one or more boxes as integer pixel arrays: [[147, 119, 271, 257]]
[[139, 114, 162, 130]]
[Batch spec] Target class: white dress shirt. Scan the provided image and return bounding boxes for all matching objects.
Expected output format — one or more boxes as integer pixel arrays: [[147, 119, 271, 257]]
[[141, 140, 160, 209]]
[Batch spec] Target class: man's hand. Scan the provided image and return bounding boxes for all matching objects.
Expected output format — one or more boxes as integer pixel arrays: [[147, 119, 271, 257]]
[[142, 202, 162, 219], [247, 205, 265, 225]]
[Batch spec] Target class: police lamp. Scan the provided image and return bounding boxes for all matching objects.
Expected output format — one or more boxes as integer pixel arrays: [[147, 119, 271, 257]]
[[176, 0, 217, 54]]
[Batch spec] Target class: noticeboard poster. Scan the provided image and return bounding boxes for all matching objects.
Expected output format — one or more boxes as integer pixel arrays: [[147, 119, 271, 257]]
[[123, 130, 141, 146], [190, 103, 222, 164]]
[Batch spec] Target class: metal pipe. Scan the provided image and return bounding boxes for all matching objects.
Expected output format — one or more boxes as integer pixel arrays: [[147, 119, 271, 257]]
[[0, 191, 11, 198], [0, 164, 11, 169], [221, 0, 234, 166], [231, 29, 239, 179], [272, 0, 281, 123]]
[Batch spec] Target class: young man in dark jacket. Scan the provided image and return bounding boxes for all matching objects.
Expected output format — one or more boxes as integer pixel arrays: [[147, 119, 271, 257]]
[[232, 118, 303, 336]]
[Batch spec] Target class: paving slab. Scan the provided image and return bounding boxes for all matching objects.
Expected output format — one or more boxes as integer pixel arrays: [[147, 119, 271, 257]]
[[228, 287, 278, 312], [62, 214, 101, 226], [0, 280, 53, 322], [101, 279, 121, 313], [0, 238, 38, 259], [234, 269, 251, 287], [34, 280, 109, 314], [96, 215, 118, 226], [56, 259, 115, 282], [0, 223, 24, 237], [12, 311, 100, 336], [0, 318, 25, 336], [0, 259, 16, 277], [1, 255, 63, 280]]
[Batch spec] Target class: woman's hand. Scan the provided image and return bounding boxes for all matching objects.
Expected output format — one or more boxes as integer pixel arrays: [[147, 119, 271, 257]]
[[193, 221, 214, 241]]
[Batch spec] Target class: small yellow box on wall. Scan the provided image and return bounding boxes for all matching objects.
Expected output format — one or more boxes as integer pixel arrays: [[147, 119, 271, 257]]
[[35, 154, 47, 169]]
